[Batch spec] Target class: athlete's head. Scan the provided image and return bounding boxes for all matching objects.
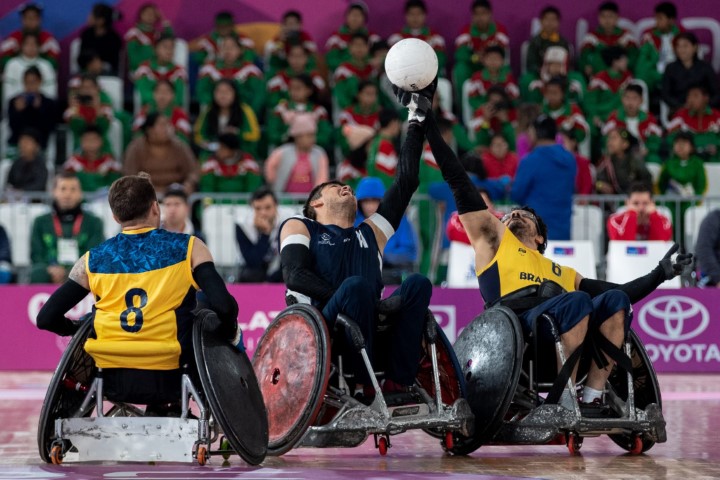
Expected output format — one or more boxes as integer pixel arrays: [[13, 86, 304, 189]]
[[501, 206, 548, 254], [303, 180, 357, 224], [108, 172, 160, 228]]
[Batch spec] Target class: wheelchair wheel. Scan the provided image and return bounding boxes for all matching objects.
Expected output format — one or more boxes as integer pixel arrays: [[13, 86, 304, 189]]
[[420, 322, 466, 440], [449, 307, 525, 456], [252, 304, 331, 456], [608, 329, 662, 454], [37, 319, 97, 463]]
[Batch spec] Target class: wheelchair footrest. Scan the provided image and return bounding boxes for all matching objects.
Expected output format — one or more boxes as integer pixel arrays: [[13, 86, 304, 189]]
[[57, 416, 201, 463]]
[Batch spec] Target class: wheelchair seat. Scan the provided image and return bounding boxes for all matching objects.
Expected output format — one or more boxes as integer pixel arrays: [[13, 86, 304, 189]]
[[38, 310, 268, 466]]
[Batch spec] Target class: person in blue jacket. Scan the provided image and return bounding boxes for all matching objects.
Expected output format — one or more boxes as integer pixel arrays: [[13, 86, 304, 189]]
[[354, 176, 417, 284], [511, 115, 576, 240]]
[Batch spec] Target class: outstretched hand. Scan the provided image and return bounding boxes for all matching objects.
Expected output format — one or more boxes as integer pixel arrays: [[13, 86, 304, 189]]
[[658, 243, 693, 280], [392, 76, 438, 123]]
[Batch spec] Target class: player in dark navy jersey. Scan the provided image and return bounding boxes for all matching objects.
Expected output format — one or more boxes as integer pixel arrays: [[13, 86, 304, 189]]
[[279, 81, 438, 396]]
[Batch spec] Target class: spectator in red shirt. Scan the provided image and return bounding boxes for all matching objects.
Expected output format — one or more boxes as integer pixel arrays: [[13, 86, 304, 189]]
[[607, 183, 673, 241], [481, 133, 518, 179]]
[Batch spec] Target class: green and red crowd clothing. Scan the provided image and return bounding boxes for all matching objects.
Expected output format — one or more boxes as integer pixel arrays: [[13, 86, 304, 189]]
[[264, 30, 318, 77], [452, 21, 510, 101], [63, 153, 122, 192], [332, 61, 377, 111], [199, 153, 263, 193], [602, 109, 663, 163], [265, 68, 327, 111], [267, 100, 332, 151], [519, 71, 586, 106], [525, 31, 571, 74], [388, 26, 447, 75], [324, 25, 381, 72], [585, 69, 634, 125], [191, 31, 257, 65], [579, 26, 638, 77], [0, 29, 60, 69], [543, 102, 590, 143], [196, 59, 264, 114], [667, 107, 720, 162], [124, 22, 175, 73], [635, 24, 683, 91], [133, 105, 192, 144], [337, 134, 397, 190], [336, 104, 381, 156], [468, 106, 517, 150], [64, 104, 114, 154], [133, 59, 187, 108], [466, 66, 519, 113]]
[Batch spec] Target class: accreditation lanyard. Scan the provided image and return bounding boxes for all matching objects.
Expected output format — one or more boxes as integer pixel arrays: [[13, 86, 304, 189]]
[[53, 213, 83, 265]]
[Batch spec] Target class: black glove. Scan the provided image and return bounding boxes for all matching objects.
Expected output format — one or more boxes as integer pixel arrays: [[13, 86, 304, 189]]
[[392, 76, 438, 123], [658, 243, 694, 280]]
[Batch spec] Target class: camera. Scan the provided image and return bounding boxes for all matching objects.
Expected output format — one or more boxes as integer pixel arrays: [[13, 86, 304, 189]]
[[76, 94, 93, 105]]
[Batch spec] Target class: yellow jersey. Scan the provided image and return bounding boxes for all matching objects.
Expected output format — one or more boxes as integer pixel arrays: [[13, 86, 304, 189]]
[[477, 230, 576, 304], [84, 228, 199, 370]]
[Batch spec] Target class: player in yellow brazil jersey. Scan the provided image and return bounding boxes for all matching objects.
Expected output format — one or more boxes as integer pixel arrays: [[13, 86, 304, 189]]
[[37, 173, 243, 409], [424, 113, 692, 410]]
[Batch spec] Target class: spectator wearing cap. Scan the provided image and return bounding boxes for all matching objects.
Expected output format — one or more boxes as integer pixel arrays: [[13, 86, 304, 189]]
[[124, 112, 198, 194], [63, 126, 121, 193], [264, 113, 329, 194], [200, 133, 263, 193], [695, 209, 720, 288], [0, 3, 60, 70], [325, 2, 381, 72], [124, 3, 174, 73], [190, 11, 257, 66], [160, 186, 204, 241], [133, 32, 187, 109], [595, 128, 651, 195], [235, 187, 289, 283], [525, 6, 571, 75], [662, 32, 720, 113], [3, 33, 57, 101], [520, 46, 586, 106], [511, 115, 576, 240], [7, 65, 57, 153], [607, 183, 672, 241], [78, 3, 122, 75], [6, 129, 48, 193], [355, 177, 418, 284], [0, 226, 11, 284]]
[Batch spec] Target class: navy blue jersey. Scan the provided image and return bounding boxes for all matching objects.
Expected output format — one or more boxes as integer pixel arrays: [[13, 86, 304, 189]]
[[281, 217, 384, 305]]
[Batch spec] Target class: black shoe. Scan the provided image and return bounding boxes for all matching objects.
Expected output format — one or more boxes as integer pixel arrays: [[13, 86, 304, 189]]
[[579, 398, 617, 418]]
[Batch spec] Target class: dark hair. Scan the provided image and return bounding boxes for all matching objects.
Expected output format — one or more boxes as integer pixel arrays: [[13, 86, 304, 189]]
[[484, 45, 505, 59], [23, 65, 41, 80], [215, 10, 234, 22], [601, 46, 627, 67], [379, 108, 399, 128], [629, 182, 653, 197], [545, 75, 568, 93], [673, 130, 695, 147], [251, 186, 277, 204], [206, 79, 244, 138], [141, 111, 162, 134], [533, 114, 558, 141], [518, 205, 548, 254], [624, 83, 644, 97], [687, 83, 709, 97], [80, 72, 100, 86], [655, 1, 677, 19], [460, 152, 487, 180], [350, 32, 370, 44], [405, 0, 427, 13], [218, 132, 240, 150], [598, 1, 619, 13], [92, 3, 115, 26], [156, 32, 175, 45], [472, 0, 492, 11], [20, 3, 42, 15], [303, 181, 346, 220], [77, 49, 102, 70], [540, 5, 560, 18], [370, 39, 389, 56], [283, 10, 302, 22], [109, 173, 158, 223], [19, 127, 42, 144], [163, 185, 188, 202], [153, 78, 174, 92], [614, 128, 639, 151], [81, 125, 103, 137], [486, 84, 510, 101], [675, 31, 699, 47], [355, 80, 378, 103], [21, 31, 40, 44], [290, 73, 318, 103], [54, 171, 81, 189]]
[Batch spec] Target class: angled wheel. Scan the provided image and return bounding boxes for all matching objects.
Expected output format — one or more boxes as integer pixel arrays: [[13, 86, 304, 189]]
[[193, 310, 268, 465], [252, 304, 331, 456], [37, 318, 97, 463], [448, 307, 524, 455], [607, 330, 662, 454]]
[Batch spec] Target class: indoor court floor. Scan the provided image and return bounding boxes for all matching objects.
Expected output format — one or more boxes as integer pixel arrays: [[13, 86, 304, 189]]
[[1, 372, 719, 480]]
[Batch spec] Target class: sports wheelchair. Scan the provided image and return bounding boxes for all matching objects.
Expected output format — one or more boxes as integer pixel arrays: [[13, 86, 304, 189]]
[[449, 306, 666, 455], [37, 310, 268, 465], [251, 303, 474, 456]]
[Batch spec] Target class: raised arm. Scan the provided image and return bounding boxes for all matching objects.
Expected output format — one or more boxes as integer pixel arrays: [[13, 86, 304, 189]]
[[424, 110, 506, 268]]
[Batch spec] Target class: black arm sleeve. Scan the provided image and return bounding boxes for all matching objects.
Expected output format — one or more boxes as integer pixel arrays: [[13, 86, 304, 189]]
[[36, 280, 90, 336], [375, 122, 423, 231], [579, 266, 666, 304], [425, 111, 487, 214], [193, 262, 239, 339], [281, 243, 336, 304]]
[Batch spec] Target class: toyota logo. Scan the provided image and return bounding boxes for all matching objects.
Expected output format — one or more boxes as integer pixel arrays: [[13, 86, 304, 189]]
[[638, 296, 710, 341]]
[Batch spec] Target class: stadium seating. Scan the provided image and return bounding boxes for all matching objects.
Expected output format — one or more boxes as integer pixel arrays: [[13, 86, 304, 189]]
[[446, 241, 477, 288], [606, 240, 681, 287], [545, 240, 597, 278], [571, 204, 604, 262], [684, 204, 711, 250], [0, 203, 50, 267]]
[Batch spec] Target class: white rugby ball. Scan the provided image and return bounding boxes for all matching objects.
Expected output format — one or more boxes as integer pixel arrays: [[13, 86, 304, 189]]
[[384, 38, 438, 91]]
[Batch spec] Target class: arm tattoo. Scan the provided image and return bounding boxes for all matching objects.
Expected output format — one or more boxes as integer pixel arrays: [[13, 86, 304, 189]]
[[69, 255, 89, 289]]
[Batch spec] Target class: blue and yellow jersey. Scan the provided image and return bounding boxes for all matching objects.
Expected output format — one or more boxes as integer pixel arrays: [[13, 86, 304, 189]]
[[84, 228, 199, 370], [477, 230, 577, 304]]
